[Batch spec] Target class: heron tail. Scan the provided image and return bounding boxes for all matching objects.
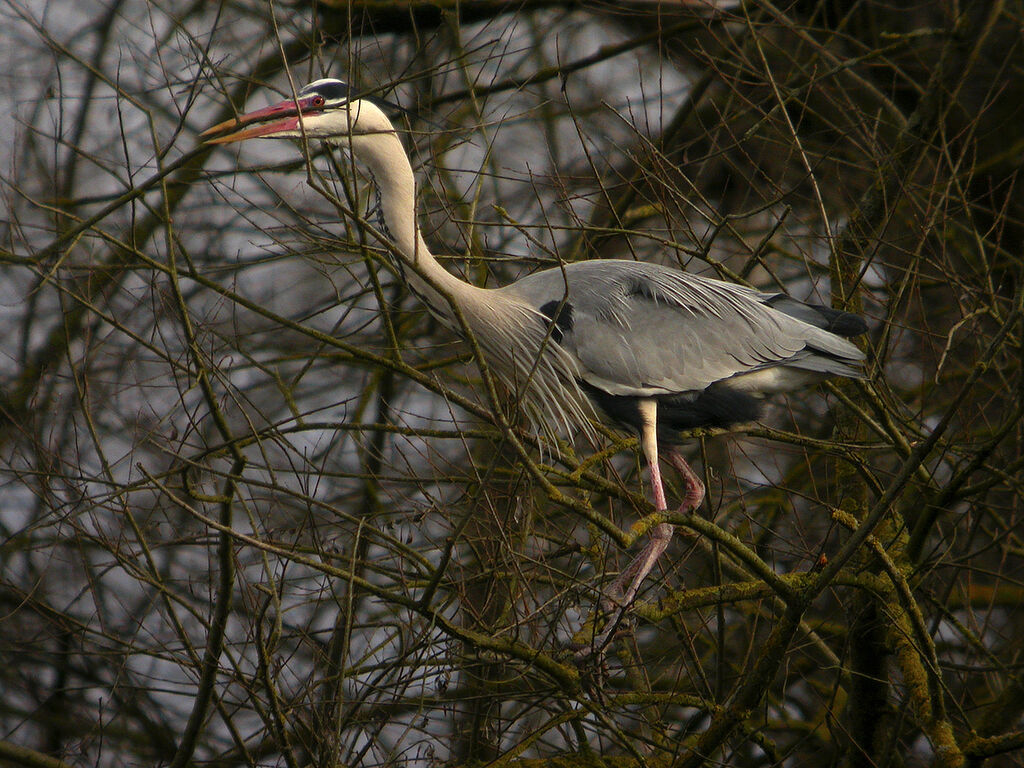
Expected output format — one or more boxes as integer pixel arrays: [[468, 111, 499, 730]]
[[764, 295, 867, 338]]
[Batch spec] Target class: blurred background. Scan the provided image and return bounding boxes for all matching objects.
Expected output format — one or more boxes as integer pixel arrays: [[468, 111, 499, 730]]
[[1, 1, 1023, 766]]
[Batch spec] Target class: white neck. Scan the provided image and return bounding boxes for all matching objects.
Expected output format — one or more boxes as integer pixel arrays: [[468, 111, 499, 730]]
[[342, 130, 471, 314], [334, 127, 593, 443]]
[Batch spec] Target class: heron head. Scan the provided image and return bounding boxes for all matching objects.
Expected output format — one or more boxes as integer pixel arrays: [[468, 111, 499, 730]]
[[202, 78, 394, 145]]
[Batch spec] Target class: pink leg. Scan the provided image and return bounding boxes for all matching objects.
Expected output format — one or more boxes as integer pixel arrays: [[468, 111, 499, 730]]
[[604, 449, 705, 609], [663, 449, 706, 512], [579, 403, 705, 656]]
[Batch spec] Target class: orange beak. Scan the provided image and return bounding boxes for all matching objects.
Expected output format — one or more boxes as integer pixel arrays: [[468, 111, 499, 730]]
[[201, 95, 325, 144]]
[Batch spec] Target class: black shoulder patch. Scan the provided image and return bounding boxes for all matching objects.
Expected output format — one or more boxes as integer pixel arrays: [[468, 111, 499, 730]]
[[538, 300, 574, 344]]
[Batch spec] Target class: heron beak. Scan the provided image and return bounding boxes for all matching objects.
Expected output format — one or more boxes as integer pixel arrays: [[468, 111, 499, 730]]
[[201, 95, 325, 144]]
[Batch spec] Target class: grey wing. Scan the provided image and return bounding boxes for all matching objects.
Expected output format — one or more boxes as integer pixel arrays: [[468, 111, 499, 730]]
[[501, 259, 864, 397]]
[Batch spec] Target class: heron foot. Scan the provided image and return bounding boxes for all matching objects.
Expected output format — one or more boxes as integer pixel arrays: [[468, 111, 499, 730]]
[[571, 452, 705, 685], [568, 609, 630, 701], [570, 599, 634, 659], [571, 641, 611, 701]]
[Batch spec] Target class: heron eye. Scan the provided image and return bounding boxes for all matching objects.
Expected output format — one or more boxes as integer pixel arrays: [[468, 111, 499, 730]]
[[311, 95, 326, 107]]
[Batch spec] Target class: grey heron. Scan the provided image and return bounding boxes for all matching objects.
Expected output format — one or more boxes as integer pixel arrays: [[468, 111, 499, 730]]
[[203, 78, 867, 652]]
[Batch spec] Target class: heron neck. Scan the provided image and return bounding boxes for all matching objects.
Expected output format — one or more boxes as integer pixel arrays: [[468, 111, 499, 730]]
[[350, 131, 468, 304]]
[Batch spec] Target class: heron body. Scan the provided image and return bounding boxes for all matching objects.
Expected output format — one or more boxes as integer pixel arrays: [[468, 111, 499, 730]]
[[204, 78, 867, 648], [498, 259, 864, 436]]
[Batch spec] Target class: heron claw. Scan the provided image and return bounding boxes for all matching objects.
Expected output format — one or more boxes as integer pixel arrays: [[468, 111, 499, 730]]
[[568, 600, 636, 699], [578, 651, 610, 702]]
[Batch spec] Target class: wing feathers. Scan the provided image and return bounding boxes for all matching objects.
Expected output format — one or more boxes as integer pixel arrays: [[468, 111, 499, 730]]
[[501, 259, 865, 399]]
